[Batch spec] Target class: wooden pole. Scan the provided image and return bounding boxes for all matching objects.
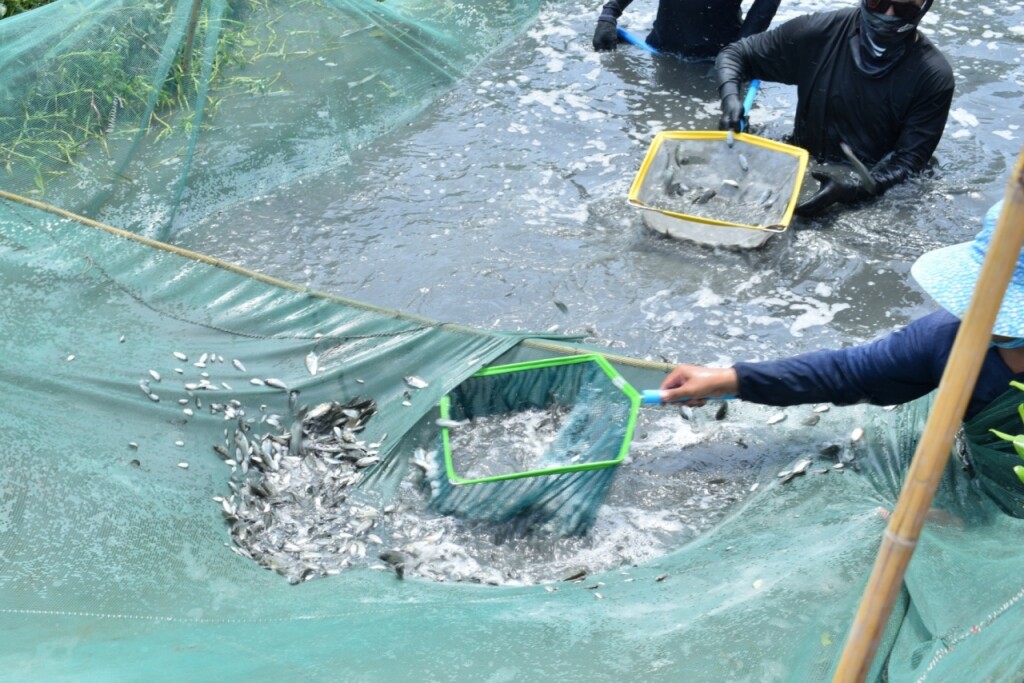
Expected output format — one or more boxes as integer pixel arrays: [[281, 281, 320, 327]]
[[833, 147, 1024, 682]]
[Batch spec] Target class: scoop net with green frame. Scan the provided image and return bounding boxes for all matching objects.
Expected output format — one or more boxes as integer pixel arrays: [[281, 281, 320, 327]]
[[427, 354, 642, 535]]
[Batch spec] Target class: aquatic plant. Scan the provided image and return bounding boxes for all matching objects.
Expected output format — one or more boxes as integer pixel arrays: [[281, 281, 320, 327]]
[[987, 380, 1024, 485]]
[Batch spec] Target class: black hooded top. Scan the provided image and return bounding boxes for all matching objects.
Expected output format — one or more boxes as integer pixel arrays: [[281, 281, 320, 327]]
[[598, 0, 781, 59], [716, 8, 954, 194]]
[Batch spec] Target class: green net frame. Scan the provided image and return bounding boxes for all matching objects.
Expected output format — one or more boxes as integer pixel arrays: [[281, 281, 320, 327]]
[[439, 354, 641, 484]]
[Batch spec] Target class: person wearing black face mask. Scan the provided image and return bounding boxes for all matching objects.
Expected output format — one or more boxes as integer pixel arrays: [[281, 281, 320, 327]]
[[714, 0, 954, 217]]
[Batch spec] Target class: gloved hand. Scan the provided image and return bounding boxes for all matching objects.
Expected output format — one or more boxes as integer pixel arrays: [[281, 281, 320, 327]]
[[794, 171, 870, 217], [718, 94, 745, 132], [593, 20, 618, 51]]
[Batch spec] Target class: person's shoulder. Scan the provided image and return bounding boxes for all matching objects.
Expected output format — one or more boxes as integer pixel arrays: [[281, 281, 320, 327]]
[[913, 33, 955, 83], [908, 310, 961, 338], [772, 7, 855, 39]]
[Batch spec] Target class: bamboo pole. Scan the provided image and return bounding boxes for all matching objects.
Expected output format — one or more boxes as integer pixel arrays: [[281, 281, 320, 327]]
[[833, 148, 1024, 682]]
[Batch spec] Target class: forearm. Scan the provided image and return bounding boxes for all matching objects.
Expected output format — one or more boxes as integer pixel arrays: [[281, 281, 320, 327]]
[[740, 0, 781, 38], [598, 0, 633, 23]]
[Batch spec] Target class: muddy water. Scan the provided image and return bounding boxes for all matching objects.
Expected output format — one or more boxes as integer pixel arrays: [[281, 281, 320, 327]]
[[173, 0, 1023, 582]]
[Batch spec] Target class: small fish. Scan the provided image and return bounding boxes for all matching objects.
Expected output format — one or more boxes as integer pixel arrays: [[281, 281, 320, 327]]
[[561, 567, 587, 582], [655, 573, 668, 582], [66, 355, 75, 362], [232, 359, 246, 372], [149, 370, 161, 381], [264, 378, 287, 390], [813, 404, 831, 413], [666, 168, 690, 196], [128, 442, 138, 450], [674, 145, 689, 166], [757, 189, 773, 205], [305, 351, 319, 376], [714, 402, 728, 421], [767, 412, 787, 425], [177, 462, 189, 469], [840, 141, 878, 193], [554, 300, 569, 315], [693, 188, 716, 204], [119, 335, 126, 343], [801, 414, 820, 426], [404, 376, 428, 389], [436, 418, 469, 429], [726, 130, 735, 148], [173, 351, 188, 361], [721, 179, 740, 189], [850, 427, 865, 443], [738, 154, 749, 172]]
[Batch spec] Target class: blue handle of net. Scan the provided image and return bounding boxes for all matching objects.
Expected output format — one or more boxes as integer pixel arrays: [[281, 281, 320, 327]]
[[739, 79, 760, 133], [641, 390, 737, 405], [616, 27, 661, 55]]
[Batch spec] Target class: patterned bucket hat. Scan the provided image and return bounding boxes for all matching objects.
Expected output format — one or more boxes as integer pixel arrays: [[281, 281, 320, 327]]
[[911, 200, 1024, 338]]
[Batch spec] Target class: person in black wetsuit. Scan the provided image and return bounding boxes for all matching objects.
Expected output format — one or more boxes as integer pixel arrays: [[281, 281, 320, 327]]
[[653, 201, 1023, 422], [592, 0, 781, 60], [715, 0, 954, 217]]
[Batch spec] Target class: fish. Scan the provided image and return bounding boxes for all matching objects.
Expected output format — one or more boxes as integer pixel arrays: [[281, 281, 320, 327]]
[[379, 550, 408, 579], [173, 351, 188, 361], [767, 412, 787, 425], [756, 189, 773, 205], [738, 154, 749, 172], [149, 370, 161, 381], [404, 376, 428, 389], [232, 359, 246, 372], [693, 188, 716, 204], [305, 351, 319, 376], [721, 179, 740, 189], [850, 427, 865, 442], [839, 142, 878, 193], [726, 130, 735, 148], [665, 168, 691, 196], [554, 300, 569, 315], [781, 458, 812, 483], [264, 378, 288, 390], [674, 145, 689, 166]]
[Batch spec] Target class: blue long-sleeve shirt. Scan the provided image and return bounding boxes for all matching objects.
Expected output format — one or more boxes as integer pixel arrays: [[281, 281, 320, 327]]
[[734, 311, 1024, 421]]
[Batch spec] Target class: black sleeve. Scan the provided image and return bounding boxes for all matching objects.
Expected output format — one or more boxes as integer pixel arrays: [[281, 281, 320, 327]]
[[868, 61, 955, 193], [598, 0, 634, 24], [733, 311, 956, 408], [716, 12, 821, 98], [739, 0, 781, 38]]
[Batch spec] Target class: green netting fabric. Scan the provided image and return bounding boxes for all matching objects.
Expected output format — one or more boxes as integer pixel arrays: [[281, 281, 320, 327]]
[[2, 199, 1023, 681], [3, 0, 1024, 680], [961, 386, 1024, 517], [0, 0, 539, 240]]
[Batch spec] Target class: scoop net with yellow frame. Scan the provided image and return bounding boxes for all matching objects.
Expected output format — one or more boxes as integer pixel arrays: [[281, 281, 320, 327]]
[[628, 131, 809, 249]]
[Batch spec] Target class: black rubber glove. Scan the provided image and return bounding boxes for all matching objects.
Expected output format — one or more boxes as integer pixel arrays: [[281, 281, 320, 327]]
[[593, 20, 618, 51], [794, 171, 870, 217], [718, 94, 745, 132]]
